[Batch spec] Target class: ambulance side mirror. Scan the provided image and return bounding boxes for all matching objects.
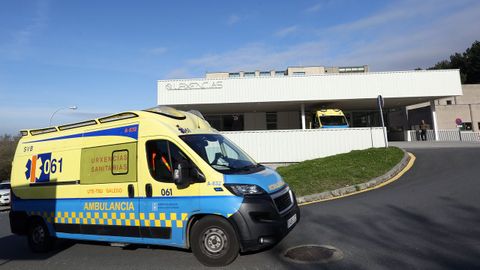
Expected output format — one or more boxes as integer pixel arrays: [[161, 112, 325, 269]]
[[173, 161, 206, 188], [173, 161, 190, 189]]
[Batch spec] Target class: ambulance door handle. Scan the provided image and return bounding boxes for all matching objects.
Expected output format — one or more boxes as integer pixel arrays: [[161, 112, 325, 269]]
[[146, 183, 152, 198], [128, 184, 134, 198]]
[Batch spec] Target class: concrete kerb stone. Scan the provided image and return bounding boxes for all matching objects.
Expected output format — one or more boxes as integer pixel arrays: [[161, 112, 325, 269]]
[[296, 148, 411, 204]]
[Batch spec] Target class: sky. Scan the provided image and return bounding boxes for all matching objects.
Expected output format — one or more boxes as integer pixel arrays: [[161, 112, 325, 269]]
[[1, 0, 479, 134]]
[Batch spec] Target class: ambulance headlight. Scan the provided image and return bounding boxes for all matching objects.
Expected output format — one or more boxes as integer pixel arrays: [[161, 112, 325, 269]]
[[224, 184, 266, 196]]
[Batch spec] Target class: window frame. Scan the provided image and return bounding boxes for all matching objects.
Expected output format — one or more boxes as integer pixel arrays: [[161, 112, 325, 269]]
[[145, 139, 196, 183], [266, 112, 278, 130], [259, 71, 271, 77], [111, 149, 129, 175], [463, 122, 473, 131], [292, 71, 305, 76]]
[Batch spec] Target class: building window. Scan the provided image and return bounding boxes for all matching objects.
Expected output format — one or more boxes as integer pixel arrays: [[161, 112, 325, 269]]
[[204, 114, 244, 131], [446, 100, 452, 105], [275, 71, 285, 76], [244, 72, 255, 77], [464, 122, 473, 131], [259, 71, 270, 77], [292, 72, 305, 76], [266, 112, 277, 130], [228, 72, 240, 78], [339, 66, 365, 73], [225, 114, 244, 131]]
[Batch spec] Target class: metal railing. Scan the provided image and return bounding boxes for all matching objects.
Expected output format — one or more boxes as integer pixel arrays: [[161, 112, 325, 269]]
[[407, 129, 480, 142]]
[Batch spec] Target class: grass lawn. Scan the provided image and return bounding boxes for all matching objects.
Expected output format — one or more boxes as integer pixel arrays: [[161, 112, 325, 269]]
[[277, 147, 404, 197]]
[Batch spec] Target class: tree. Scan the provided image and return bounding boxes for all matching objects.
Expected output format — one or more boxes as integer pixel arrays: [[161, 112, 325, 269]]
[[464, 41, 480, 83], [429, 60, 450, 70], [0, 135, 20, 180], [429, 40, 480, 84]]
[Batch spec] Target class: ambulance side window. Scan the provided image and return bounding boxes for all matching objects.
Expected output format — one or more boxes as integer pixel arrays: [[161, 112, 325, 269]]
[[146, 140, 190, 183], [80, 142, 137, 184]]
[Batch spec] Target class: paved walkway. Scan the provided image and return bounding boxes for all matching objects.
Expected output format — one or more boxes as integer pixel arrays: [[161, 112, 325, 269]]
[[390, 141, 480, 149]]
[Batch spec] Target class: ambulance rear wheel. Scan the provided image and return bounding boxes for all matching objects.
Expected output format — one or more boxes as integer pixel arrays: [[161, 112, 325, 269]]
[[27, 219, 54, 253], [191, 216, 239, 267]]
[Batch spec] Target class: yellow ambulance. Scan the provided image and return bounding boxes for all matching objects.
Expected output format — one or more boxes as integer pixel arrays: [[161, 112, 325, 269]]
[[312, 109, 349, 128], [9, 106, 299, 266]]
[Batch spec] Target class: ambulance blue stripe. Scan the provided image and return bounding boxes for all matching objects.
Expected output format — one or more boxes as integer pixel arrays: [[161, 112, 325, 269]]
[[14, 194, 243, 248], [55, 232, 185, 247], [321, 125, 349, 128], [24, 124, 139, 144], [13, 194, 235, 201]]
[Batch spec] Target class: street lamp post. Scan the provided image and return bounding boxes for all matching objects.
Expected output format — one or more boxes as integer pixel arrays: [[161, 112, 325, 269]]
[[49, 106, 78, 126]]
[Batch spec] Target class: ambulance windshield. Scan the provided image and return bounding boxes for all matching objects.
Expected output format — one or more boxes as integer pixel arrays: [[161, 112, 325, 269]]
[[181, 134, 262, 174], [320, 116, 348, 126]]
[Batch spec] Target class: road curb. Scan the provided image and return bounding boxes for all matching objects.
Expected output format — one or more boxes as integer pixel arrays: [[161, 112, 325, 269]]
[[297, 149, 413, 206]]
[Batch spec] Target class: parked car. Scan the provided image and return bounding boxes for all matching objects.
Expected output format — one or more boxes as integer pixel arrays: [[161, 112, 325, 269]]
[[0, 182, 10, 206]]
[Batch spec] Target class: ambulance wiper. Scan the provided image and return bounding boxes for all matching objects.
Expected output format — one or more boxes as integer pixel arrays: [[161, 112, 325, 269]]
[[237, 164, 261, 171], [211, 164, 236, 170]]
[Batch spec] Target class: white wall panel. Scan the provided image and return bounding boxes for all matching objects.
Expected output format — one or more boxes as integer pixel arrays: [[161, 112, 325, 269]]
[[221, 128, 386, 163], [158, 70, 462, 106]]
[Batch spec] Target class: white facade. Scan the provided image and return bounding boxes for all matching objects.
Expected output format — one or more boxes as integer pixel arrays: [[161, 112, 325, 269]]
[[157, 68, 463, 162], [158, 70, 462, 108]]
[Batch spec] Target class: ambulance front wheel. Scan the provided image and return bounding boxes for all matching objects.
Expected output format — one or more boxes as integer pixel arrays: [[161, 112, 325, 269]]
[[27, 218, 55, 253], [190, 216, 239, 267]]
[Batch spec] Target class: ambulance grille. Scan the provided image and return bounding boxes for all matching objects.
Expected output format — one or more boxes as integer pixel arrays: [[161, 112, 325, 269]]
[[274, 191, 292, 213]]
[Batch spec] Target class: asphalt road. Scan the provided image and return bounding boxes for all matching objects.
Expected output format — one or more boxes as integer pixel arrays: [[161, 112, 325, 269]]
[[1, 147, 480, 270]]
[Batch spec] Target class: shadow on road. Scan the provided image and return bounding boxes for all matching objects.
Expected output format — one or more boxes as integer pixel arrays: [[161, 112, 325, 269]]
[[0, 235, 75, 266], [307, 197, 480, 269]]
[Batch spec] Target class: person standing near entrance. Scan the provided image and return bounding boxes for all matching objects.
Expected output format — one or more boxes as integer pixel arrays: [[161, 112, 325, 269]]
[[420, 120, 428, 141]]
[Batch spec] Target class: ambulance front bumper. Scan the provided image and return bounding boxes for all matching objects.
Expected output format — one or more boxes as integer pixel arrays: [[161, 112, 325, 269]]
[[228, 186, 300, 252]]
